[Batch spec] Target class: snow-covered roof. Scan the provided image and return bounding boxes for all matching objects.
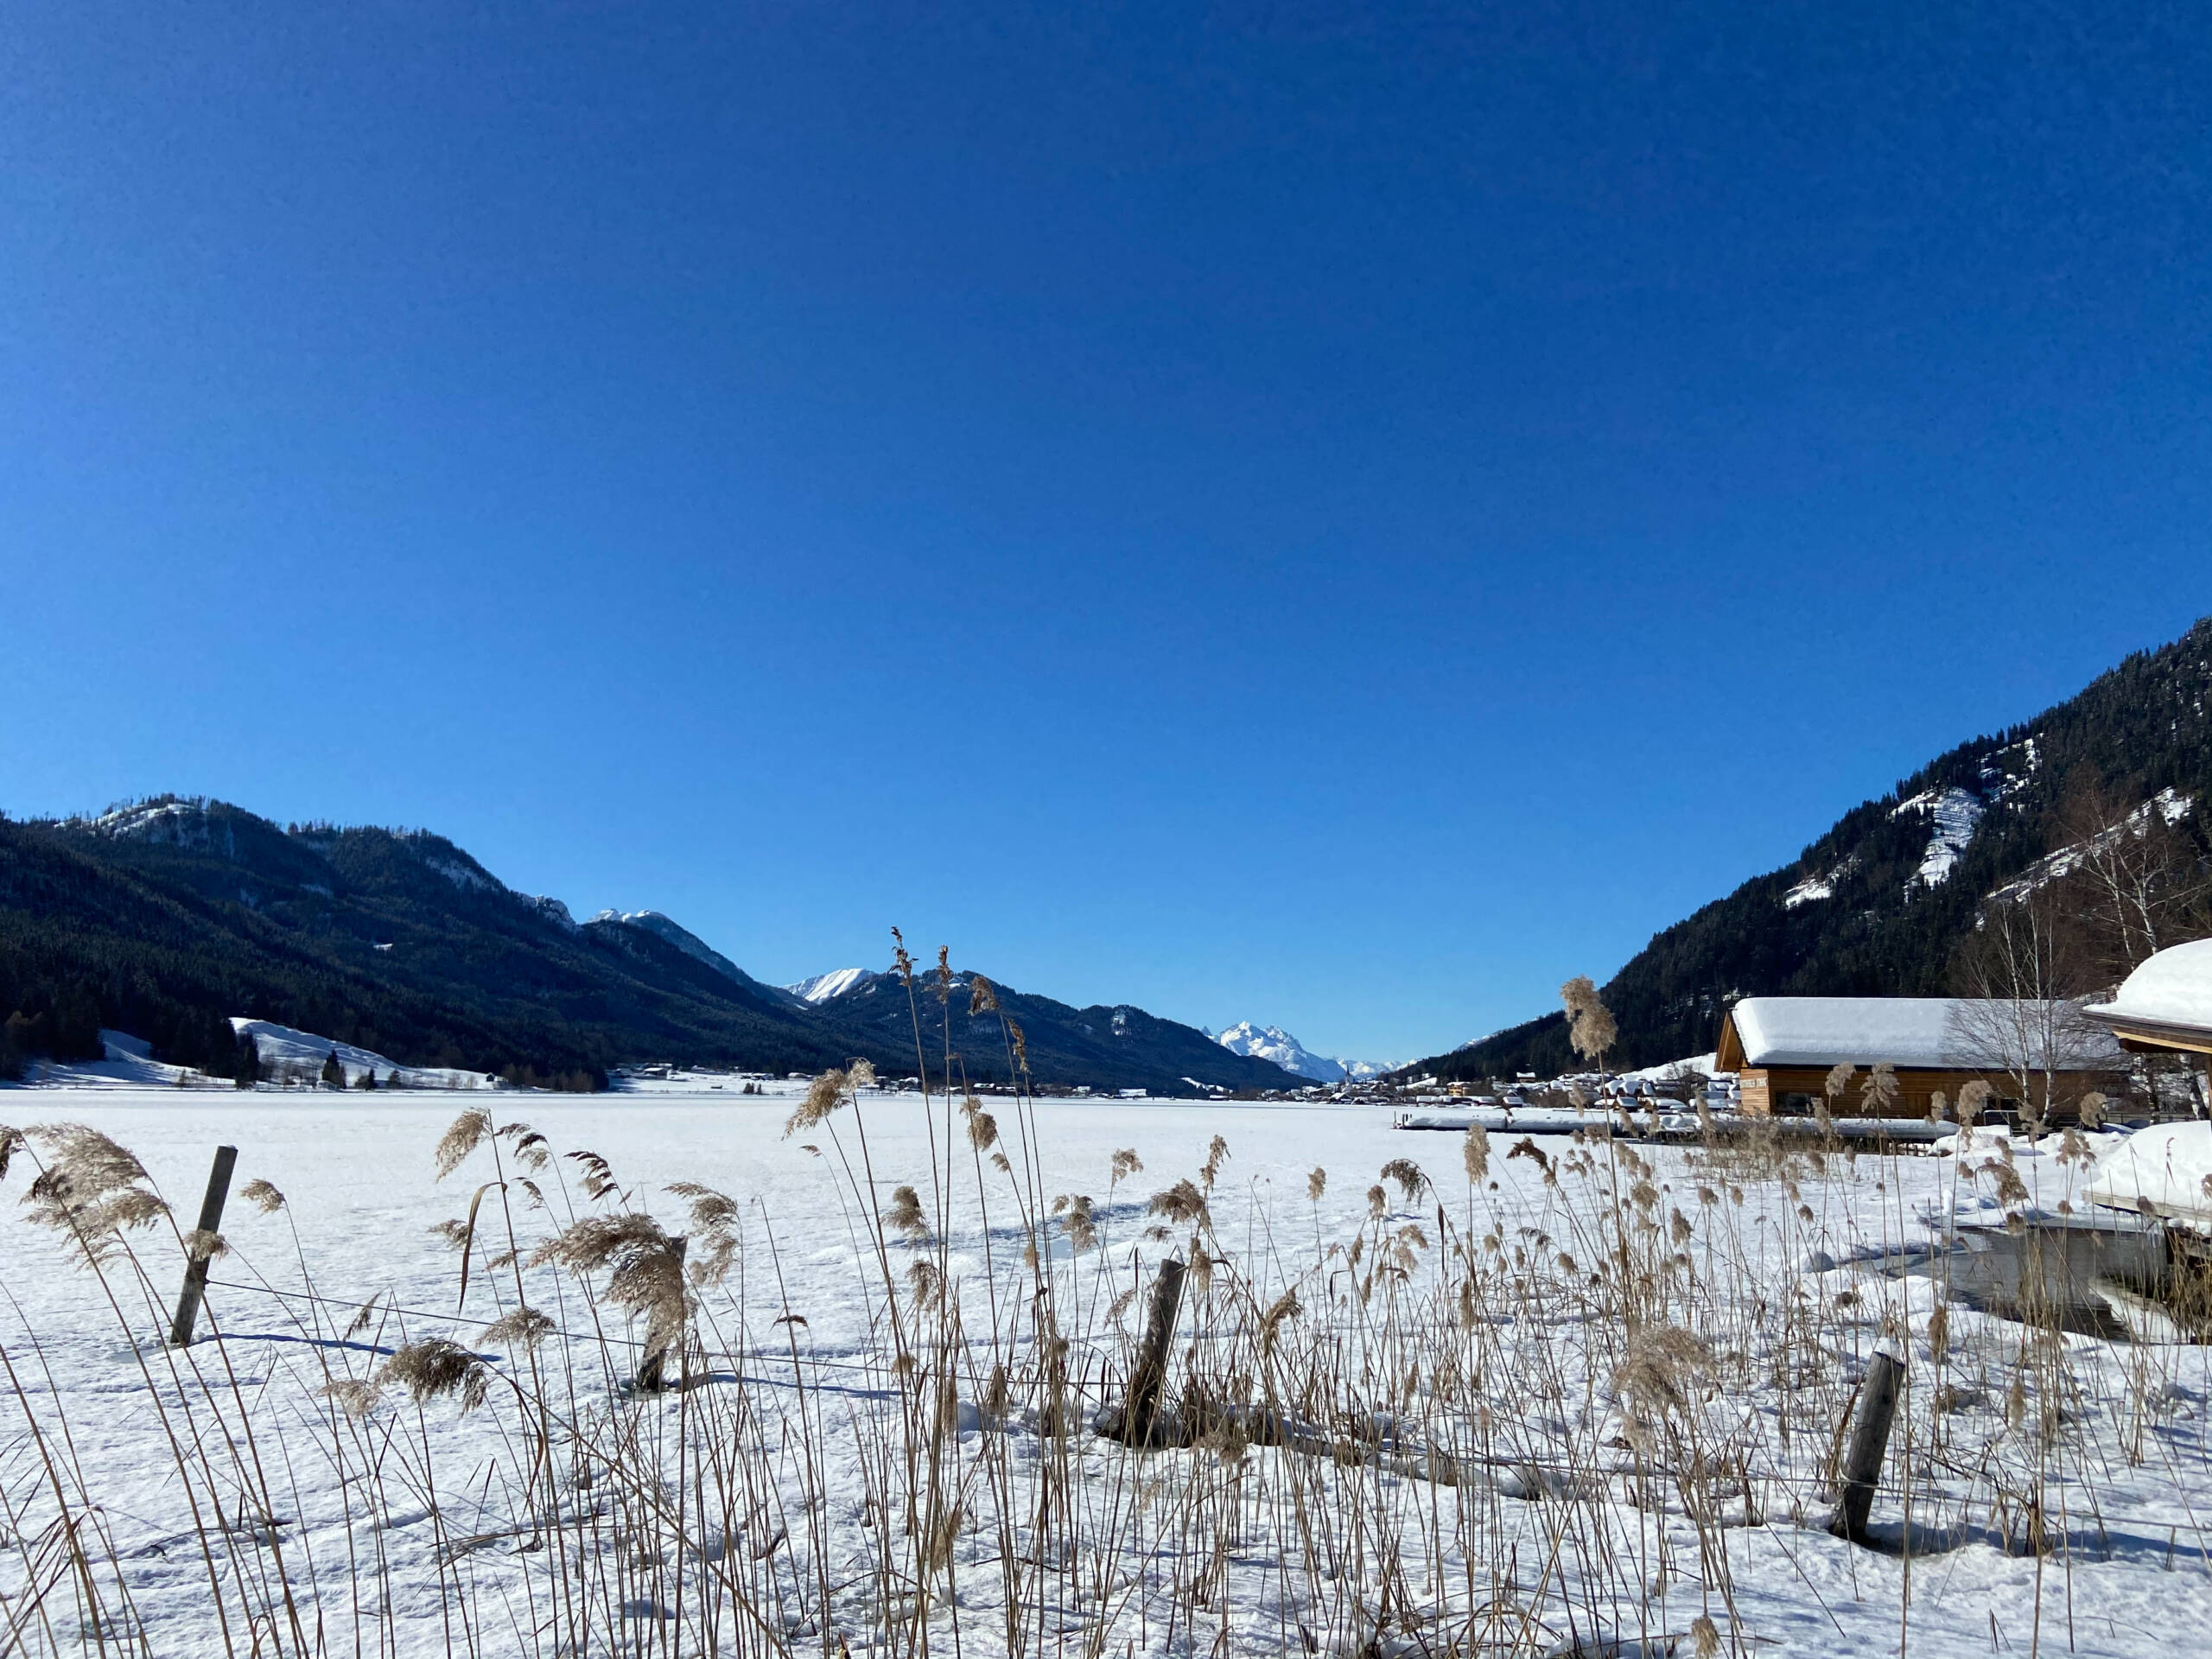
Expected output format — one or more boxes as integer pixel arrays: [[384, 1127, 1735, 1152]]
[[2084, 938, 2212, 1045], [1723, 996, 2126, 1071]]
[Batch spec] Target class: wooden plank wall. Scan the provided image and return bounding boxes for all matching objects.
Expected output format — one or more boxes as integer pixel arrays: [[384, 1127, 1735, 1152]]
[[1738, 1066, 2115, 1121]]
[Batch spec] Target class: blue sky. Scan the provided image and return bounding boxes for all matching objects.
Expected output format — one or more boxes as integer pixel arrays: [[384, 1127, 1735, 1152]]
[[3, 2, 2207, 1063]]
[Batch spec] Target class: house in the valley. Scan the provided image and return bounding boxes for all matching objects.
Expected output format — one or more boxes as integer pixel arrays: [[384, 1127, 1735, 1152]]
[[1713, 995, 2127, 1121]]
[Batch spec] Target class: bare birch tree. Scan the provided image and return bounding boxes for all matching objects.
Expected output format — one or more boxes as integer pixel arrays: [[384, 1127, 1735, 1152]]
[[1949, 881, 2109, 1126], [2044, 778, 2212, 985]]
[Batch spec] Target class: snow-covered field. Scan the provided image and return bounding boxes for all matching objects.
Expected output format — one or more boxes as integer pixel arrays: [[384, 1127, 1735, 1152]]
[[3, 1082, 2209, 1657]]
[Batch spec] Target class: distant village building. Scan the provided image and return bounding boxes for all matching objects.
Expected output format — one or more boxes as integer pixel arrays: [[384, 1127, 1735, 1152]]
[[1713, 996, 2127, 1121]]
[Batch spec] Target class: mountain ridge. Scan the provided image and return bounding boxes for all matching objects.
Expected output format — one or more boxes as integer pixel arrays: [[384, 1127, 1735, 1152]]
[[0, 799, 1307, 1094]]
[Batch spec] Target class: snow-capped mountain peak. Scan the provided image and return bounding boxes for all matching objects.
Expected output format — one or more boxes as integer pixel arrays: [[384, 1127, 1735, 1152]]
[[786, 968, 879, 1004], [1212, 1021, 1396, 1084]]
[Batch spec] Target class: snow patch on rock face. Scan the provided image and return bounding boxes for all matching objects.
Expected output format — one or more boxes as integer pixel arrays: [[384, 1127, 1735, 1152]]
[[1783, 874, 1834, 909], [1782, 854, 1858, 910], [424, 855, 494, 892], [1892, 785, 1986, 888], [591, 911, 758, 988], [385, 830, 505, 893], [530, 897, 580, 932], [1987, 788, 2196, 906], [87, 798, 237, 859], [1980, 735, 2041, 804], [787, 968, 877, 1004]]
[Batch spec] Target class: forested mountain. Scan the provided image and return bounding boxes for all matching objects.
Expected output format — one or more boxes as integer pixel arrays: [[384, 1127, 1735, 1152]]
[[0, 798, 1304, 1094], [1408, 617, 2212, 1082]]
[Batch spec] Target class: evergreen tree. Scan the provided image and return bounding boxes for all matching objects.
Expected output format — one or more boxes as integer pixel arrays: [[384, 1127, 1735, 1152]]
[[234, 1033, 261, 1090], [53, 987, 104, 1062], [321, 1048, 345, 1089], [358, 1065, 378, 1090], [0, 1011, 33, 1083]]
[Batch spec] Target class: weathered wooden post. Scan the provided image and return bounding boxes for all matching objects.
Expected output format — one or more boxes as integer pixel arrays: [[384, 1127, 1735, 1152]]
[[168, 1145, 238, 1347], [1830, 1349, 1902, 1544], [1131, 1257, 1186, 1440], [1096, 1255, 1186, 1447]]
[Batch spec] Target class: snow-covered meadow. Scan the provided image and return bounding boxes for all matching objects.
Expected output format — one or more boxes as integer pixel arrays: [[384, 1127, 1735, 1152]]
[[3, 1080, 2210, 1657]]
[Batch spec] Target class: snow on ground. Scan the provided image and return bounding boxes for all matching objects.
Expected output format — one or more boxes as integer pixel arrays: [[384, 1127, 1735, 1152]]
[[2087, 1121, 2212, 1228], [227, 1017, 494, 1090], [12, 1030, 225, 1090], [2, 1084, 2209, 1656]]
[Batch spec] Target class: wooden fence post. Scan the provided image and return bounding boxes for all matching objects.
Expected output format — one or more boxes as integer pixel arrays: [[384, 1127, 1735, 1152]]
[[1830, 1349, 1902, 1545], [1114, 1256, 1186, 1446], [168, 1145, 238, 1347]]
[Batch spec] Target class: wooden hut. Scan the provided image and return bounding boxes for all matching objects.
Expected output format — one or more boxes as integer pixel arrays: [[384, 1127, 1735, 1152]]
[[1713, 996, 2126, 1120]]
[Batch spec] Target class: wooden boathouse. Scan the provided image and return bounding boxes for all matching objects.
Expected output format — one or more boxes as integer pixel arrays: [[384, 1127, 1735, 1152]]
[[1714, 995, 2127, 1121]]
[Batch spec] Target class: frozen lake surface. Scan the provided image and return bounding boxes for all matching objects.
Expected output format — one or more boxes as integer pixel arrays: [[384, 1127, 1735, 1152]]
[[2, 1081, 2209, 1657]]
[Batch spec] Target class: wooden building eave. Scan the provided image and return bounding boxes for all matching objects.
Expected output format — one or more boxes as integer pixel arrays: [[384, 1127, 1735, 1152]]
[[1713, 1012, 1746, 1074], [2096, 1014, 2212, 1060]]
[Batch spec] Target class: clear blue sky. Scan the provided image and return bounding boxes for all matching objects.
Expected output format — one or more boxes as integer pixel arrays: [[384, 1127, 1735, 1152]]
[[3, 3, 2207, 1064]]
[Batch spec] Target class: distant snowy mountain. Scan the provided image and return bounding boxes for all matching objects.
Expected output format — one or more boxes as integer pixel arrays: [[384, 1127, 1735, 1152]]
[[1211, 1021, 1396, 1085], [786, 968, 880, 1004]]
